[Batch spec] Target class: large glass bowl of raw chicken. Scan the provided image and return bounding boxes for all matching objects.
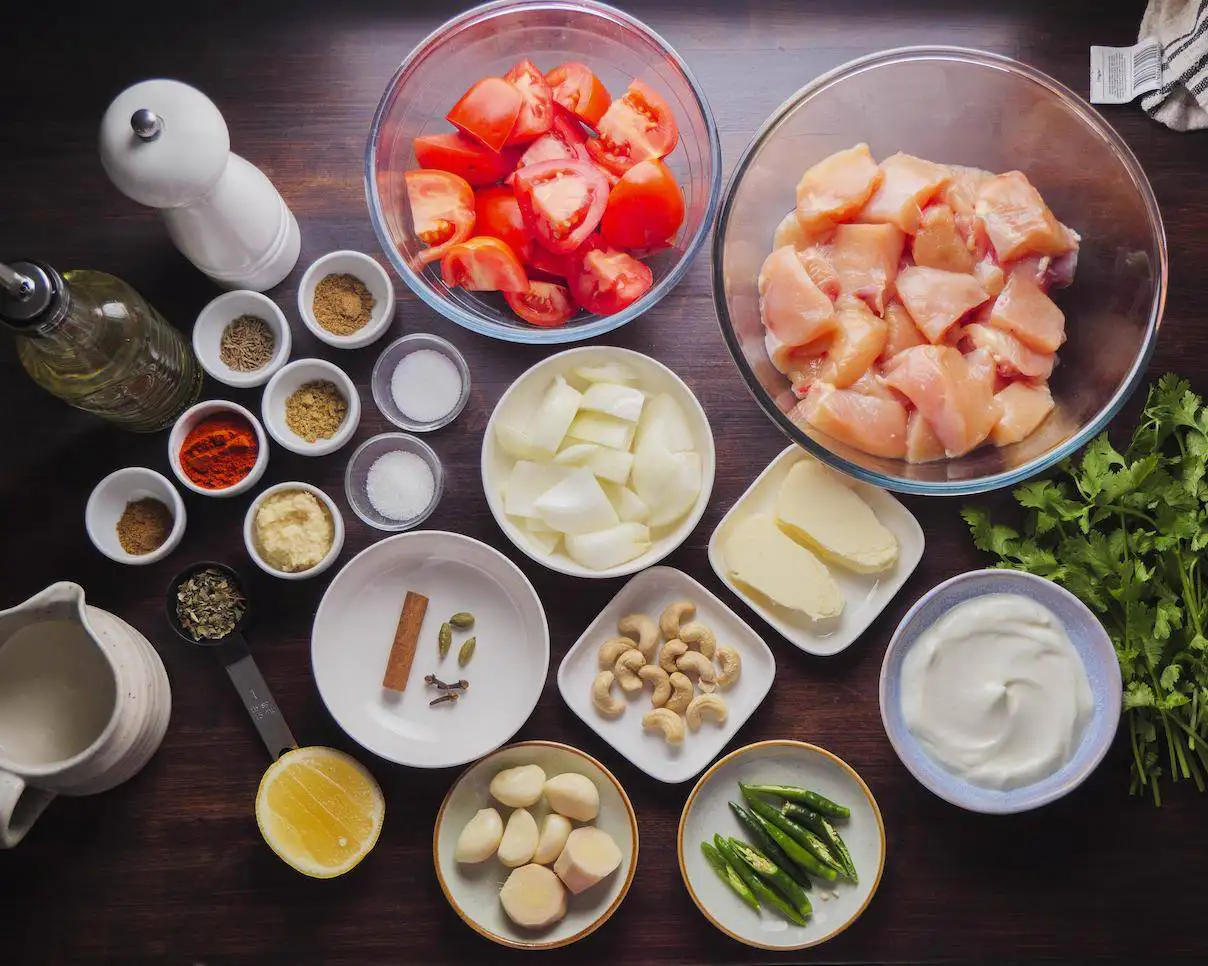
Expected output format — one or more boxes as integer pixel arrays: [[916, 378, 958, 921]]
[[713, 47, 1166, 495]]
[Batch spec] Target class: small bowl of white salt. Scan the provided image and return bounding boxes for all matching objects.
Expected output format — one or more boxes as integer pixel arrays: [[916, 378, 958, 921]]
[[344, 432, 444, 532], [370, 333, 470, 433]]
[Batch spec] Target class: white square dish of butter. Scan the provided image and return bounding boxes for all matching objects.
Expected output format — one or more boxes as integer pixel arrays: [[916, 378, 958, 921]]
[[708, 446, 923, 657]]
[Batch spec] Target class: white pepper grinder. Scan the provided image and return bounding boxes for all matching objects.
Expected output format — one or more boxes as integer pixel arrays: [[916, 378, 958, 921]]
[[99, 79, 301, 292]]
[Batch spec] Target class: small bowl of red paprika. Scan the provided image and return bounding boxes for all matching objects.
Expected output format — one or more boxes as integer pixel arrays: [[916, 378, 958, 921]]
[[168, 400, 269, 498]]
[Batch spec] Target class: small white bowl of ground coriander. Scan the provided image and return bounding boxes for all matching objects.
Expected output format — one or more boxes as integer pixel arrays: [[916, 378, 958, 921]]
[[298, 250, 395, 349], [192, 290, 291, 388], [244, 481, 345, 580], [262, 357, 361, 456], [85, 467, 186, 565]]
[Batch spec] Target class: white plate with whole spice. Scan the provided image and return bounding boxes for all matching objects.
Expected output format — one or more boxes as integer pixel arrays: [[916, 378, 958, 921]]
[[192, 290, 291, 389], [311, 530, 550, 768], [262, 358, 361, 456], [298, 249, 395, 349], [86, 466, 186, 565]]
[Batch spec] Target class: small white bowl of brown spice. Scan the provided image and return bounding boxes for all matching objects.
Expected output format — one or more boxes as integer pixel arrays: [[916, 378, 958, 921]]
[[298, 250, 395, 349], [85, 467, 186, 565], [262, 357, 361, 456], [192, 290, 291, 388], [244, 481, 345, 580]]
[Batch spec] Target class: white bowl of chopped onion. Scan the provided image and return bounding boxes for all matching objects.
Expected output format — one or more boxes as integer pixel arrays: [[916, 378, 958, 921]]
[[193, 290, 291, 389]]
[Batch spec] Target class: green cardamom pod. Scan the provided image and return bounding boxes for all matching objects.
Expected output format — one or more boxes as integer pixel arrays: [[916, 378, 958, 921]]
[[449, 611, 475, 629], [438, 623, 453, 659], [458, 635, 477, 667]]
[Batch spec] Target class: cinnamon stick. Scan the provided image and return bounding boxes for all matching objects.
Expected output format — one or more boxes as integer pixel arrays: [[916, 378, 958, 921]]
[[382, 590, 428, 691]]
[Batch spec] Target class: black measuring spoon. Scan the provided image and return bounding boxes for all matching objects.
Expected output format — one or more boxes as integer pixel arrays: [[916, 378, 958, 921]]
[[166, 562, 297, 761]]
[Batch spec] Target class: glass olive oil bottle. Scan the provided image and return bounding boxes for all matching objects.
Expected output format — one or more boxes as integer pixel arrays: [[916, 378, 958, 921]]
[[0, 259, 202, 432]]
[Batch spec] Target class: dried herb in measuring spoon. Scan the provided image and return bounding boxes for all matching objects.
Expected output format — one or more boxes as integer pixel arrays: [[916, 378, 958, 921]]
[[176, 567, 247, 641]]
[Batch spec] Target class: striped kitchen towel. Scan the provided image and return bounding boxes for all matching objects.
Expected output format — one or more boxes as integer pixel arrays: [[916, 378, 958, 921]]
[[1140, 0, 1208, 130]]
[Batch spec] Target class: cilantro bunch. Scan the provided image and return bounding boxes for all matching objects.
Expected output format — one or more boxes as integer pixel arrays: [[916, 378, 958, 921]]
[[963, 374, 1208, 804]]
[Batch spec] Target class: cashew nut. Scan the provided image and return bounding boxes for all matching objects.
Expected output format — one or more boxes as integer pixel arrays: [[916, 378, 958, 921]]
[[618, 613, 660, 662], [665, 671, 694, 715], [642, 707, 686, 745], [659, 600, 696, 642], [613, 648, 646, 693], [637, 664, 671, 707], [598, 636, 636, 670], [591, 671, 625, 718], [686, 693, 728, 730], [677, 650, 717, 693], [678, 621, 717, 660], [715, 646, 742, 689], [659, 639, 688, 675]]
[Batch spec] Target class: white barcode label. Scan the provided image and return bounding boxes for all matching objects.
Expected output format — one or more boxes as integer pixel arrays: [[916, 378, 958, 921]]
[[1090, 38, 1163, 104]]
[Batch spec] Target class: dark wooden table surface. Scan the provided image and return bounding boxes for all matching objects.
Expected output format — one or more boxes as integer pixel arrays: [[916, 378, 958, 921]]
[[3, 0, 1206, 962]]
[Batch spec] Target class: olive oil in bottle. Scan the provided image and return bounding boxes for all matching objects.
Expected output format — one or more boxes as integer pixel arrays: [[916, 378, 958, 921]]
[[0, 259, 202, 432]]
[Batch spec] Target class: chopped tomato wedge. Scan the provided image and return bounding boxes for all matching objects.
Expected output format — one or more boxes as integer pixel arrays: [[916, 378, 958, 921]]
[[413, 133, 518, 186], [505, 281, 577, 326], [545, 62, 611, 128], [513, 159, 610, 255], [522, 242, 575, 278], [515, 106, 591, 172], [474, 186, 528, 256], [503, 59, 554, 144], [600, 159, 685, 249], [567, 237, 653, 314], [440, 236, 529, 292], [586, 80, 678, 176], [447, 77, 523, 153], [404, 169, 476, 266]]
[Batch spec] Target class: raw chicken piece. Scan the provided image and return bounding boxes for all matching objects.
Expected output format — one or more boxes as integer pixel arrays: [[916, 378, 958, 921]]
[[964, 347, 997, 388], [905, 410, 946, 463], [991, 381, 1054, 446], [895, 266, 989, 343], [857, 152, 952, 233], [941, 165, 993, 220], [965, 323, 1055, 380], [794, 382, 908, 459], [973, 258, 1005, 298], [795, 143, 883, 232], [831, 223, 905, 313], [819, 295, 889, 388], [912, 203, 975, 273], [849, 370, 901, 402], [758, 246, 838, 348], [773, 210, 831, 251], [766, 330, 831, 392], [879, 299, 927, 363], [989, 273, 1066, 353], [798, 245, 842, 299], [975, 171, 1075, 261], [1005, 253, 1050, 287], [882, 345, 1000, 457]]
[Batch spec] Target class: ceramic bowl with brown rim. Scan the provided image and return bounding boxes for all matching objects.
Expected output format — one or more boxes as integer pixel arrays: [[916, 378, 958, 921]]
[[433, 740, 638, 950], [677, 740, 885, 951]]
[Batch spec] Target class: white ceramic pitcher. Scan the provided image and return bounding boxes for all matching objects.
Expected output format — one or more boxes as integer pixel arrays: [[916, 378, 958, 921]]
[[0, 582, 171, 847]]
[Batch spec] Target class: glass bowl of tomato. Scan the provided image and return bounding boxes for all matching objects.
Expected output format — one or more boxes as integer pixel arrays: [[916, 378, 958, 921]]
[[712, 47, 1165, 495], [366, 0, 722, 343]]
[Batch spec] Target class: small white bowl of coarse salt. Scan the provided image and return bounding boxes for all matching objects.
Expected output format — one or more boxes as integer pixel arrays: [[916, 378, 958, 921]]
[[344, 432, 444, 532], [370, 333, 470, 432]]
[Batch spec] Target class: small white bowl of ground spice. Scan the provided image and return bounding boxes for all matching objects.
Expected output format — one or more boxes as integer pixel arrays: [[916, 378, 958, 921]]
[[298, 250, 395, 349], [85, 467, 186, 565], [262, 357, 361, 456], [192, 290, 291, 389], [244, 481, 345, 580]]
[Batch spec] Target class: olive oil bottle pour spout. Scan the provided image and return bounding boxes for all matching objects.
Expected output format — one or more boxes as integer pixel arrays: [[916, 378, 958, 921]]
[[166, 562, 298, 760]]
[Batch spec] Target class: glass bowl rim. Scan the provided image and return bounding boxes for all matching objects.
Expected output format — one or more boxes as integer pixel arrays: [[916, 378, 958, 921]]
[[710, 44, 1168, 496], [364, 0, 724, 345]]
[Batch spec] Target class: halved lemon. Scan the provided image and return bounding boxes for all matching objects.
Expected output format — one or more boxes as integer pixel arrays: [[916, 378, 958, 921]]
[[255, 746, 385, 878]]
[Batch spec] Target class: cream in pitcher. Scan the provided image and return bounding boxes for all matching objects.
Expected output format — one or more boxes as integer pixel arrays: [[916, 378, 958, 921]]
[[0, 582, 171, 848]]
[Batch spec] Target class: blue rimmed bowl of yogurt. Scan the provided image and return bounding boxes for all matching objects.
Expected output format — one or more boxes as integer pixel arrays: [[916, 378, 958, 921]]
[[879, 569, 1121, 814]]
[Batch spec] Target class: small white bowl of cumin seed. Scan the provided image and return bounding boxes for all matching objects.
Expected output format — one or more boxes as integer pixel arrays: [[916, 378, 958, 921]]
[[193, 290, 291, 389]]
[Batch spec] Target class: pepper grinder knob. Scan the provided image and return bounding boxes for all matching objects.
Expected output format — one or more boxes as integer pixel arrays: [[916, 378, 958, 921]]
[[130, 109, 162, 141]]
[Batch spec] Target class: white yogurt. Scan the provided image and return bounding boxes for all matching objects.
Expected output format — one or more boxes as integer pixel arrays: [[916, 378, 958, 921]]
[[900, 593, 1092, 790]]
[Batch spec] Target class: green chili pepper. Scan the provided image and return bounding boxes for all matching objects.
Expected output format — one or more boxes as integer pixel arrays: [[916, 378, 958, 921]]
[[714, 837, 807, 927], [739, 782, 851, 819], [727, 801, 811, 889], [741, 797, 837, 882], [701, 841, 760, 912], [724, 837, 812, 919], [782, 803, 857, 882]]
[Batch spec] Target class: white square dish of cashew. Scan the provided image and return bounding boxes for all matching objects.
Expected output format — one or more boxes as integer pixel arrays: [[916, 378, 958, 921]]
[[557, 566, 776, 784]]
